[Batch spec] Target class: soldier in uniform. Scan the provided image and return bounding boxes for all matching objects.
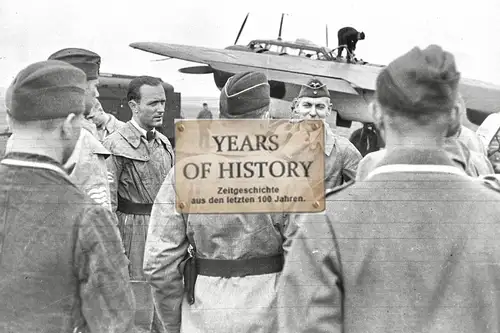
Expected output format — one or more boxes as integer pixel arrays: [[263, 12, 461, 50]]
[[453, 94, 487, 155], [103, 76, 174, 333], [289, 79, 362, 190], [87, 98, 125, 141], [144, 72, 304, 333], [355, 94, 494, 181], [48, 48, 112, 209], [278, 45, 500, 332], [0, 60, 135, 333], [196, 102, 213, 149]]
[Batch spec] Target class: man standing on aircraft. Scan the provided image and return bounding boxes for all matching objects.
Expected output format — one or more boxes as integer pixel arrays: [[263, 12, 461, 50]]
[[104, 76, 174, 333], [289, 79, 362, 190], [87, 98, 125, 141], [1, 60, 135, 333], [278, 44, 500, 333], [337, 27, 365, 63], [48, 48, 112, 210]]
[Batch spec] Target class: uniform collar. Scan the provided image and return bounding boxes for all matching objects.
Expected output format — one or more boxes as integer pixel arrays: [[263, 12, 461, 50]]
[[324, 123, 335, 156], [366, 147, 468, 180], [119, 121, 171, 150], [104, 114, 119, 132], [130, 118, 155, 138], [2, 152, 70, 180]]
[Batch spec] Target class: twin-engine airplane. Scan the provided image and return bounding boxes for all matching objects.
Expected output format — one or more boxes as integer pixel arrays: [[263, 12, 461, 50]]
[[129, 13, 500, 129]]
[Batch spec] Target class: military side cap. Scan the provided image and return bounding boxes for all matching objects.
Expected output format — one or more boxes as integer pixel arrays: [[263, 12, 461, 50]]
[[219, 71, 270, 119], [7, 60, 87, 121], [298, 78, 330, 99], [376, 44, 461, 114], [48, 48, 101, 80]]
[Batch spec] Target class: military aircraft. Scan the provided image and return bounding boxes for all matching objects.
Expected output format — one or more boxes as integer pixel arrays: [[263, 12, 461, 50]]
[[129, 13, 500, 130]]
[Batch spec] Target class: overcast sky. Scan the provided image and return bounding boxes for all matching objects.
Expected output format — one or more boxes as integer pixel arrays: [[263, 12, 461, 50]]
[[1, 0, 499, 97]]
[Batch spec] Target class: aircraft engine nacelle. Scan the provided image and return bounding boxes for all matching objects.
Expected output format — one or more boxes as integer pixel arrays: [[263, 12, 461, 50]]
[[212, 69, 286, 100]]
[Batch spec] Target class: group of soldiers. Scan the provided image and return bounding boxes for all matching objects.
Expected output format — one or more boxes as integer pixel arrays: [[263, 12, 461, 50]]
[[1, 42, 500, 333]]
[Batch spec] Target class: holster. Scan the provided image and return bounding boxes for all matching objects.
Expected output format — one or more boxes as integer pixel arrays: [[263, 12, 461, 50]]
[[183, 246, 198, 305]]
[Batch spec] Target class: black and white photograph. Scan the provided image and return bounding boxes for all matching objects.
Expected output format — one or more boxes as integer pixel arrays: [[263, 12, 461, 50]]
[[1, 0, 500, 332]]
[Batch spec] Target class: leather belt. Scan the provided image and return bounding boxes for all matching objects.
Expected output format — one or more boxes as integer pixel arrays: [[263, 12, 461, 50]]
[[196, 254, 284, 278], [117, 195, 152, 215]]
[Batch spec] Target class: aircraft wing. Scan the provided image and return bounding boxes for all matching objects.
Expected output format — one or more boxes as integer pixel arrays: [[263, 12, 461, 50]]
[[130, 42, 380, 93], [130, 42, 500, 118]]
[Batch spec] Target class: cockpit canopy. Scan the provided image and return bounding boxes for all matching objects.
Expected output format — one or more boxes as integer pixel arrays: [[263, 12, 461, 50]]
[[247, 39, 334, 60]]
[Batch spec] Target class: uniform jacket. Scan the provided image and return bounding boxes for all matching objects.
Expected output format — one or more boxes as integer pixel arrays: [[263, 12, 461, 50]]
[[67, 122, 112, 210], [0, 153, 135, 333], [103, 121, 174, 280], [0, 133, 11, 157], [457, 125, 487, 155], [143, 149, 311, 333], [196, 109, 213, 119], [323, 132, 362, 189], [269, 120, 362, 190], [97, 114, 126, 142], [278, 147, 500, 333]]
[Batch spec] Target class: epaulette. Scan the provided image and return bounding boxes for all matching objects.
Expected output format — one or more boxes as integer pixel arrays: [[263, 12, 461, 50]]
[[325, 180, 355, 198], [478, 175, 500, 194]]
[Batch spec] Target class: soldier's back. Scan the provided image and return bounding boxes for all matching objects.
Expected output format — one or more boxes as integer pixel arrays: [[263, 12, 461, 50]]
[[0, 158, 94, 332], [327, 171, 500, 332]]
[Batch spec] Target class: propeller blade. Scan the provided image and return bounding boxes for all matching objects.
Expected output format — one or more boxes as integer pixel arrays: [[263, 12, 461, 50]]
[[151, 57, 172, 62], [326, 24, 329, 47], [234, 13, 249, 45], [178, 66, 214, 74], [278, 13, 285, 41]]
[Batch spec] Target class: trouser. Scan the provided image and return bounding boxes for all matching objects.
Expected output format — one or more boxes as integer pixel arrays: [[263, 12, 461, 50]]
[[116, 205, 164, 333], [198, 128, 210, 149], [131, 281, 165, 333]]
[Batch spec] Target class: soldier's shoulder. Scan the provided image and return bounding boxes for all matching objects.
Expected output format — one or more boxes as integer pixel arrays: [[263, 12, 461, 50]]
[[103, 130, 121, 144], [81, 130, 110, 156], [156, 130, 173, 150], [102, 126, 129, 149], [334, 134, 362, 153], [325, 180, 356, 198]]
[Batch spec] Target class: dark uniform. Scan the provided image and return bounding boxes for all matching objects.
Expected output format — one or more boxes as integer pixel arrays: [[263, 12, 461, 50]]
[[0, 153, 135, 333], [0, 60, 135, 333], [279, 150, 500, 332], [337, 27, 365, 62], [279, 45, 500, 332], [196, 106, 213, 149]]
